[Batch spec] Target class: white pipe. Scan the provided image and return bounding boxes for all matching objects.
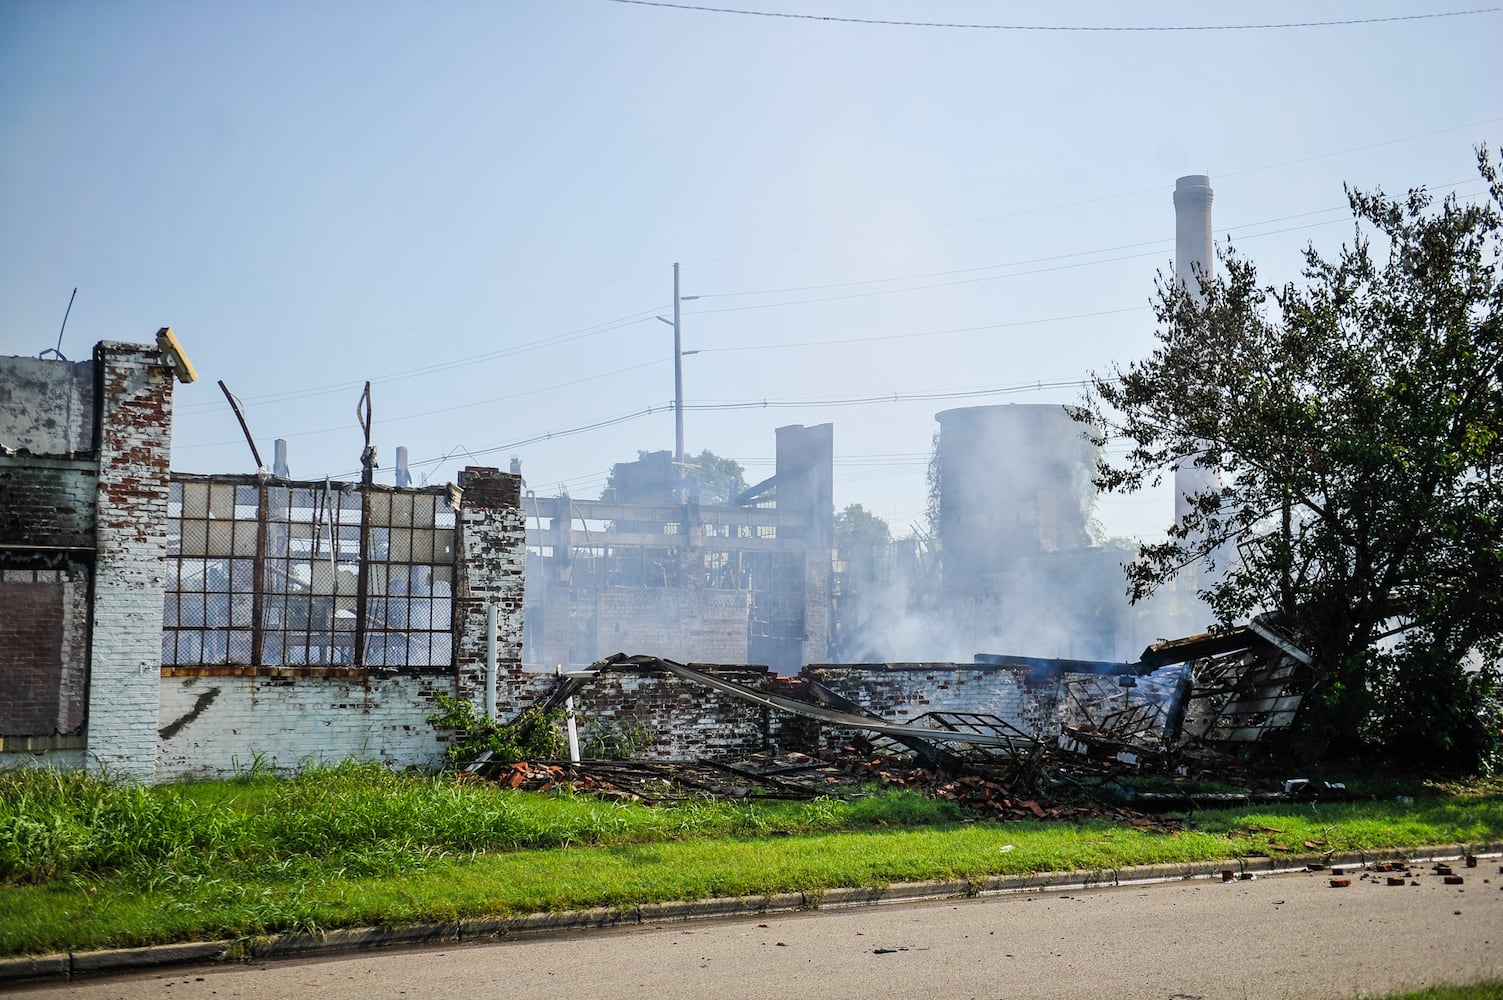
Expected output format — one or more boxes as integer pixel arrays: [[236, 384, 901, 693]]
[[565, 695, 581, 763], [485, 602, 498, 722]]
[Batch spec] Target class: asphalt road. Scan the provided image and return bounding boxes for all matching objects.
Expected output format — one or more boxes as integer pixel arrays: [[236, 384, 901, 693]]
[[14, 864, 1503, 1000]]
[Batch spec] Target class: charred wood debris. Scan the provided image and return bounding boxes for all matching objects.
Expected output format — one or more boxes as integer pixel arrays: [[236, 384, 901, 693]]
[[461, 618, 1340, 825]]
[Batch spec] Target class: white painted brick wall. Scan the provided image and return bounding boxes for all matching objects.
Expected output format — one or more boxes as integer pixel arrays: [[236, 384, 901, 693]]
[[155, 674, 454, 779], [86, 344, 172, 783]]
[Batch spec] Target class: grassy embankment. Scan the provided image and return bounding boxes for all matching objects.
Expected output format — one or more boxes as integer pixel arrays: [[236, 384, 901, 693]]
[[2, 763, 1501, 957]]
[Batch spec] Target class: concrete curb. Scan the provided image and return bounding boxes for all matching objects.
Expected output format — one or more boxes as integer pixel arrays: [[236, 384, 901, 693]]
[[6, 842, 1499, 984]]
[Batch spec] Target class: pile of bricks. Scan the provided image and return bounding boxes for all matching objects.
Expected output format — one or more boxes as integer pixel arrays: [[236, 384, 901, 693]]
[[462, 747, 1181, 829]]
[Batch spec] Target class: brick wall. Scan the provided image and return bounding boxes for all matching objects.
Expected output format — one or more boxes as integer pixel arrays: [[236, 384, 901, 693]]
[[0, 456, 97, 548], [454, 467, 526, 716], [526, 664, 772, 760], [85, 342, 173, 781], [155, 672, 457, 779], [504, 662, 1073, 765], [0, 570, 89, 735]]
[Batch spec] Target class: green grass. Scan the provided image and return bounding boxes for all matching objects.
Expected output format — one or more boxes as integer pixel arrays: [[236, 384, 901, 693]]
[[3, 762, 1501, 958], [1370, 984, 1503, 999]]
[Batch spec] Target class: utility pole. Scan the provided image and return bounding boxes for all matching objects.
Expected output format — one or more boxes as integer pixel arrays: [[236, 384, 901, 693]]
[[673, 261, 685, 498]]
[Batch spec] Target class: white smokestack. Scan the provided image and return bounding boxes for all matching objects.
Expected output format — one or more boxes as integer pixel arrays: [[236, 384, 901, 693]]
[[1174, 175, 1214, 303], [1173, 174, 1218, 527]]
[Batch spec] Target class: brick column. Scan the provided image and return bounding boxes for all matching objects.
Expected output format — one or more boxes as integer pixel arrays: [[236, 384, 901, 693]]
[[86, 342, 173, 781], [454, 467, 525, 714]]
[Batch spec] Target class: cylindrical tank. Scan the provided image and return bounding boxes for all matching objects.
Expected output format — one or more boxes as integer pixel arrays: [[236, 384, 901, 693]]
[[934, 404, 1097, 598]]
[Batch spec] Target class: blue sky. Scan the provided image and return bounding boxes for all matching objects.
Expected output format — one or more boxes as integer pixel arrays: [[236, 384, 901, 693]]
[[3, 1, 1499, 540]]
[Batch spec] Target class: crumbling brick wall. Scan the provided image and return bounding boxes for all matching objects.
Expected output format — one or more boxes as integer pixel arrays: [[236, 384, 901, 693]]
[[507, 661, 1066, 765], [152, 467, 525, 780], [0, 569, 89, 736], [545, 665, 772, 760], [86, 342, 174, 781], [455, 467, 526, 712], [0, 457, 98, 548], [1, 356, 101, 754], [155, 670, 461, 779], [798, 662, 1057, 751]]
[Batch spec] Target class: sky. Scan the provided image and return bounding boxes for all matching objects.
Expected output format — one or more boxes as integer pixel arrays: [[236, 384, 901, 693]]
[[2, 0, 1499, 542]]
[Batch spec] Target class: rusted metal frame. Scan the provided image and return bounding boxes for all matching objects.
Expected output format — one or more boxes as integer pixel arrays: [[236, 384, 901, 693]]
[[250, 480, 269, 666], [353, 487, 372, 669]]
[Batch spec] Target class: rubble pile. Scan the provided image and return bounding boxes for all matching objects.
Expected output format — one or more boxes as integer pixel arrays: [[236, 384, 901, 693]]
[[461, 745, 1190, 829]]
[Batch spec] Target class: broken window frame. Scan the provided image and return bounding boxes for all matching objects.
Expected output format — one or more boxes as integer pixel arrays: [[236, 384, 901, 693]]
[[163, 475, 456, 671]]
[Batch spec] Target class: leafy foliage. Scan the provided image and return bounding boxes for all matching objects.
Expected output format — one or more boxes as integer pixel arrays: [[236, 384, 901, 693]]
[[426, 695, 566, 768], [834, 503, 892, 555], [1075, 146, 1503, 772], [684, 448, 748, 504], [601, 448, 747, 505]]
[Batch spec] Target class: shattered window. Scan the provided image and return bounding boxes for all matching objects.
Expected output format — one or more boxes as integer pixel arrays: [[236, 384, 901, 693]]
[[362, 491, 455, 667], [162, 477, 457, 670]]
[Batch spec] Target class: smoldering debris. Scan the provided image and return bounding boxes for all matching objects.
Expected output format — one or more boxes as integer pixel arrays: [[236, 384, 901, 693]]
[[460, 745, 1189, 830], [456, 621, 1325, 817]]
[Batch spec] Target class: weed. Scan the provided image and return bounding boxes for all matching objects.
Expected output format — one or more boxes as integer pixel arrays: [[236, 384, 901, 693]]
[[426, 695, 565, 768]]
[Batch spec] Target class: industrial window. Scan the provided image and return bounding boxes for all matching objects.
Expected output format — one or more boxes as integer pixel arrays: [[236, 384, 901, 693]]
[[163, 477, 456, 669], [362, 491, 455, 667]]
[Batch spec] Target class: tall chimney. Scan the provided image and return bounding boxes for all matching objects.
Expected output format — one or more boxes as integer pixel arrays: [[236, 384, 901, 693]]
[[1173, 174, 1214, 303], [1173, 174, 1217, 528]]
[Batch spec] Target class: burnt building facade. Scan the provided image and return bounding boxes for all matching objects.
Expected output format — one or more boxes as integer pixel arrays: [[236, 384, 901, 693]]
[[524, 423, 834, 674], [1, 340, 527, 782]]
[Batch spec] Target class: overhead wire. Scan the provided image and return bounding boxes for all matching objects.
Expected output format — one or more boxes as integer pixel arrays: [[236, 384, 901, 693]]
[[682, 120, 1500, 267], [603, 1, 1500, 32], [177, 304, 668, 414]]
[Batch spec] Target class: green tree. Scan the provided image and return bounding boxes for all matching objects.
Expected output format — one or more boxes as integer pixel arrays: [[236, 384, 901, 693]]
[[1075, 146, 1503, 772], [834, 503, 892, 555], [601, 449, 747, 505], [684, 449, 748, 505]]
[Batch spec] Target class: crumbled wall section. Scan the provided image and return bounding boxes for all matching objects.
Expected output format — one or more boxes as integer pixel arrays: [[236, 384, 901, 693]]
[[86, 342, 173, 781], [155, 672, 458, 780], [455, 467, 526, 713], [594, 589, 752, 665], [0, 569, 89, 735], [801, 662, 1058, 749], [554, 665, 772, 760], [514, 661, 1070, 765]]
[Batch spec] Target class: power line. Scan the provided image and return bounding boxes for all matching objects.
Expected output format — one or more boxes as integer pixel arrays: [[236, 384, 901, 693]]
[[697, 306, 1145, 354], [175, 357, 670, 450], [605, 2, 1499, 33], [684, 379, 1087, 411], [178, 305, 667, 413], [683, 119, 1500, 267], [691, 204, 1359, 302], [685, 217, 1354, 316], [368, 378, 1088, 478]]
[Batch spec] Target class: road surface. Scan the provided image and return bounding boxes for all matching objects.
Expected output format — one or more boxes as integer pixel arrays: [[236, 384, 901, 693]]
[[13, 864, 1503, 999]]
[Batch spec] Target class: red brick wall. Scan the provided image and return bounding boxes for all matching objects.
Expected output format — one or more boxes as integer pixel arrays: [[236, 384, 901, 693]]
[[0, 570, 89, 736]]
